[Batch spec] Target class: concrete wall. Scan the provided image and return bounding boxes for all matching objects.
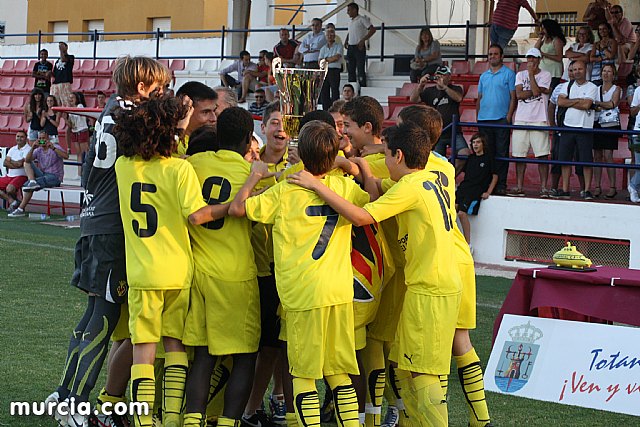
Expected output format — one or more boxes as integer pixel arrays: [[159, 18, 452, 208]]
[[470, 196, 640, 269], [0, 0, 28, 45]]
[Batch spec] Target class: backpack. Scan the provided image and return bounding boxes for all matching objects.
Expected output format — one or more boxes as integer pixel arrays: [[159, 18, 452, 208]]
[[555, 80, 575, 127]]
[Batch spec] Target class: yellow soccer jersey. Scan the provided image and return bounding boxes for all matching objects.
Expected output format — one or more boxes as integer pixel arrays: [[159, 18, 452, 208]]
[[363, 152, 389, 180], [175, 134, 190, 158], [187, 150, 257, 280], [252, 148, 289, 276], [364, 169, 462, 296], [246, 175, 369, 311], [116, 155, 207, 290]]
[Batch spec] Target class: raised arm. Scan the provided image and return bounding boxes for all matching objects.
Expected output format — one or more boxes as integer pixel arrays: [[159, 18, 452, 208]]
[[188, 203, 230, 225], [229, 161, 272, 217]]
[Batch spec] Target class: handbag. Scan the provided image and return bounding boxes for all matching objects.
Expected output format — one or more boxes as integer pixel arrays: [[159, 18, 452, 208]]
[[597, 86, 620, 127]]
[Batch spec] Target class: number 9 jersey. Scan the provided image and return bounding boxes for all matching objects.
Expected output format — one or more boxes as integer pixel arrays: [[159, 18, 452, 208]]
[[115, 155, 207, 290]]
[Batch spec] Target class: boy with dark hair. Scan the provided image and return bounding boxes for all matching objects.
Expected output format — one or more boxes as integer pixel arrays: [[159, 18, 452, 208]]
[[175, 81, 219, 156], [340, 96, 384, 150], [182, 107, 262, 427], [288, 122, 462, 427], [114, 96, 229, 427], [32, 48, 53, 94], [230, 120, 367, 427]]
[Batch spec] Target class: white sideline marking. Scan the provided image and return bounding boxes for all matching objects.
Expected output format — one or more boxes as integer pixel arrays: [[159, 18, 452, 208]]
[[0, 237, 74, 252], [477, 302, 502, 310]]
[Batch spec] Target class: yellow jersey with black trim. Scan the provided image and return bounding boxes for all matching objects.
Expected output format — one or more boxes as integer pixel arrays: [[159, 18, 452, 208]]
[[252, 147, 289, 276], [246, 175, 369, 311], [116, 155, 207, 290], [187, 150, 257, 281], [174, 134, 190, 158], [364, 169, 462, 296]]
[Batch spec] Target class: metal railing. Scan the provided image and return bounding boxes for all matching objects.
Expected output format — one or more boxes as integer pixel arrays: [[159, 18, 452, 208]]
[[1, 19, 637, 62]]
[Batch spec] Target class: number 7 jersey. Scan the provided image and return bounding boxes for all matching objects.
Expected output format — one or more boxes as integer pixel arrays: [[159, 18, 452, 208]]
[[115, 155, 207, 290], [245, 175, 370, 311]]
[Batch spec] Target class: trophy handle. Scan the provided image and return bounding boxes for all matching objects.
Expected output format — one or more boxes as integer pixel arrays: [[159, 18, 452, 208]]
[[272, 56, 283, 75], [319, 59, 329, 78]]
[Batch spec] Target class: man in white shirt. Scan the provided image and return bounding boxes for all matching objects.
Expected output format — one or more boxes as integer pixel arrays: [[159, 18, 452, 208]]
[[509, 48, 552, 197], [298, 18, 327, 69], [345, 2, 376, 87], [627, 85, 640, 202], [219, 50, 258, 97], [555, 60, 598, 199], [0, 130, 31, 213]]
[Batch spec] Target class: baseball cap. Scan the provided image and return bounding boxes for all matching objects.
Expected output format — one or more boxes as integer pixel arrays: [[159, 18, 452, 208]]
[[434, 65, 451, 75], [525, 48, 542, 58]]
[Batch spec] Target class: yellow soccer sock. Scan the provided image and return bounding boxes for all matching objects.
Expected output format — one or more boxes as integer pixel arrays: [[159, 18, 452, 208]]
[[96, 387, 126, 414], [362, 338, 385, 427], [217, 415, 241, 427], [183, 412, 205, 427], [394, 369, 418, 423], [285, 412, 299, 427], [326, 374, 360, 427], [292, 377, 320, 426], [455, 348, 491, 427], [163, 351, 188, 427], [413, 374, 447, 427], [206, 358, 231, 420], [439, 375, 449, 401], [130, 364, 155, 427]]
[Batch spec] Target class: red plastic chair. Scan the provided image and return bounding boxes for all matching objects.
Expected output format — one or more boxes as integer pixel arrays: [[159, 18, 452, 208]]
[[71, 79, 83, 92], [0, 94, 11, 108], [8, 95, 27, 111], [471, 61, 490, 75], [464, 84, 479, 100], [0, 76, 13, 91], [170, 60, 185, 71], [11, 77, 28, 93], [451, 60, 470, 75], [0, 115, 9, 130], [94, 60, 111, 75], [80, 78, 97, 92], [7, 114, 24, 131], [78, 60, 96, 75], [8, 60, 28, 75], [1, 60, 16, 74]]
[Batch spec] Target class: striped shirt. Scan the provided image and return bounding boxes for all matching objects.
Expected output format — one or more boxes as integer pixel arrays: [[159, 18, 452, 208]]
[[492, 0, 529, 31]]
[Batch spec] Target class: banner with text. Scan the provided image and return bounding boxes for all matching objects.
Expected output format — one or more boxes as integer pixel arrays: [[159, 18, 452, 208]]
[[487, 315, 640, 416]]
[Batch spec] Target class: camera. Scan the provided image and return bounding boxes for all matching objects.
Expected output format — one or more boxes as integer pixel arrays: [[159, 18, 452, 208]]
[[38, 139, 46, 145], [426, 75, 438, 81]]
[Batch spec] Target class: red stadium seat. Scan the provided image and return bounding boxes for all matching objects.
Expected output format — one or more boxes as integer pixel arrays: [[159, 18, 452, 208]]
[[78, 60, 96, 75], [504, 62, 517, 72], [0, 115, 9, 130], [94, 60, 111, 76], [518, 62, 528, 72], [8, 95, 28, 111], [0, 94, 10, 108], [79, 78, 97, 92], [451, 60, 470, 75], [459, 108, 477, 133], [1, 60, 16, 74], [8, 60, 29, 75], [94, 78, 111, 92], [471, 61, 489, 75], [170, 60, 185, 71], [71, 78, 83, 92], [7, 114, 24, 131], [0, 76, 13, 91], [462, 84, 478, 108], [11, 77, 28, 93]]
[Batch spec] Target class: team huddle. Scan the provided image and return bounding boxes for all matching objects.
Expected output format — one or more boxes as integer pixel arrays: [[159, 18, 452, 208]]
[[45, 56, 492, 427]]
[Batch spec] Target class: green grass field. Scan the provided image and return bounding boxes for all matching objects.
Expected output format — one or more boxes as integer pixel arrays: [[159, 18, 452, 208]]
[[0, 214, 637, 426]]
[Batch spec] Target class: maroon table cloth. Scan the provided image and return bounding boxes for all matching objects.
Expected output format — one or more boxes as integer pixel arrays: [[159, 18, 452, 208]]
[[493, 266, 640, 341]]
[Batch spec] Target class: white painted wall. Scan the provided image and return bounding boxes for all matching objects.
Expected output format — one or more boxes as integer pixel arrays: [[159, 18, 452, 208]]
[[470, 196, 640, 269], [0, 0, 28, 45]]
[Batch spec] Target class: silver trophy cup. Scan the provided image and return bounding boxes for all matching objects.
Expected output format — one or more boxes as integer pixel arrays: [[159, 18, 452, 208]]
[[272, 57, 328, 144]]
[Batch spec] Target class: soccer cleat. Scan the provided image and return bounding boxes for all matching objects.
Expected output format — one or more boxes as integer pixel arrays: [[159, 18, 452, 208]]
[[22, 180, 41, 191], [241, 409, 274, 427], [44, 391, 68, 427], [269, 395, 286, 425], [7, 207, 25, 217], [67, 412, 89, 427], [87, 413, 131, 427], [380, 405, 399, 427]]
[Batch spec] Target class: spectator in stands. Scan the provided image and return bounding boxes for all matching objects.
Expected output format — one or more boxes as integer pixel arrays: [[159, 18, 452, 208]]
[[219, 50, 257, 98], [410, 65, 469, 174], [175, 81, 219, 156], [628, 84, 640, 202], [66, 91, 90, 169], [274, 28, 300, 67], [590, 22, 617, 85], [548, 62, 585, 196], [96, 90, 107, 110], [490, 0, 538, 48], [456, 132, 498, 246], [345, 2, 375, 87], [592, 63, 621, 198], [509, 48, 551, 197], [240, 50, 269, 103], [583, 0, 610, 38], [409, 27, 442, 83], [565, 26, 594, 81], [298, 18, 326, 69], [476, 44, 516, 195], [214, 87, 239, 115], [535, 19, 566, 91], [32, 48, 53, 95], [41, 95, 61, 144], [319, 27, 344, 110], [0, 130, 30, 214], [627, 25, 640, 85], [342, 83, 355, 101], [606, 4, 636, 66], [554, 60, 598, 199], [262, 52, 279, 102], [51, 42, 75, 107], [9, 130, 68, 217], [248, 88, 268, 116], [24, 88, 46, 144]]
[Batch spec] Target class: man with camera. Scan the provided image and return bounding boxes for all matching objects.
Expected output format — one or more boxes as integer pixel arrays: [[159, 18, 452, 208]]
[[410, 65, 470, 173], [8, 130, 68, 217]]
